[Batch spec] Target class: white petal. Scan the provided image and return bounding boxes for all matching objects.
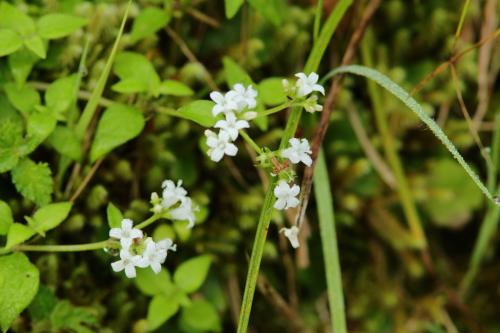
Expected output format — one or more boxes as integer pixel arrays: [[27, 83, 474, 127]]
[[124, 264, 136, 278], [109, 228, 122, 239], [151, 262, 162, 274], [308, 72, 319, 83], [121, 219, 133, 231], [286, 197, 300, 209], [225, 143, 238, 156], [129, 229, 143, 239], [274, 198, 286, 210], [120, 238, 132, 249], [214, 120, 228, 129], [210, 148, 224, 162], [274, 181, 288, 197], [236, 120, 250, 129], [111, 260, 125, 272], [210, 91, 224, 104], [295, 73, 307, 80], [301, 155, 312, 166], [313, 84, 325, 95], [290, 184, 300, 196], [212, 105, 224, 117]]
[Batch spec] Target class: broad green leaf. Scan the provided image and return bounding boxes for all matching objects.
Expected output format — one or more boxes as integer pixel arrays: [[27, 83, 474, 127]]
[[258, 78, 286, 105], [247, 0, 287, 26], [106, 202, 123, 228], [130, 7, 171, 43], [147, 294, 180, 331], [112, 52, 160, 94], [0, 29, 22, 57], [0, 2, 35, 35], [423, 159, 483, 227], [89, 104, 145, 162], [0, 253, 39, 333], [45, 74, 78, 119], [222, 57, 252, 87], [173, 255, 212, 293], [4, 82, 40, 115], [24, 34, 46, 58], [0, 201, 13, 236], [27, 202, 72, 235], [225, 0, 244, 18], [329, 65, 494, 203], [135, 268, 175, 296], [304, 0, 352, 73], [11, 158, 53, 206], [37, 14, 87, 39], [175, 100, 216, 127], [8, 49, 38, 86], [47, 126, 82, 161], [179, 299, 222, 332], [157, 80, 193, 96], [5, 223, 35, 249], [25, 112, 57, 152], [0, 118, 24, 173]]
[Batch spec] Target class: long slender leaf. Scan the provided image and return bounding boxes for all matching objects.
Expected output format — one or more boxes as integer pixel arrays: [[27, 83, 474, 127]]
[[314, 149, 347, 333], [74, 0, 131, 139]]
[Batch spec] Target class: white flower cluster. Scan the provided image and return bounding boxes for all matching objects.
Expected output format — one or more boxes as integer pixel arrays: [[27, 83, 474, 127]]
[[205, 83, 257, 162], [109, 219, 176, 278], [283, 72, 324, 113], [151, 179, 197, 228]]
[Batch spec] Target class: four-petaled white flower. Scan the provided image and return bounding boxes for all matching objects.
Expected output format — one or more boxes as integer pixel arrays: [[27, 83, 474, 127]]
[[295, 72, 325, 97], [215, 112, 250, 140], [232, 83, 257, 110], [205, 129, 238, 162], [109, 219, 143, 249], [273, 180, 300, 210], [170, 197, 197, 228], [280, 226, 300, 248], [140, 238, 170, 273], [111, 248, 143, 278], [210, 91, 238, 116], [281, 138, 312, 166], [162, 179, 188, 209]]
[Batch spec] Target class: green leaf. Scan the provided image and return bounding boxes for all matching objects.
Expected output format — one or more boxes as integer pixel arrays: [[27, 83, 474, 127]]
[[106, 202, 123, 228], [25, 112, 57, 152], [4, 82, 40, 115], [180, 299, 222, 332], [0, 2, 35, 35], [11, 158, 53, 206], [0, 119, 24, 173], [50, 301, 98, 333], [147, 294, 180, 331], [0, 201, 13, 236], [112, 52, 160, 94], [175, 100, 216, 127], [135, 268, 175, 296], [0, 29, 22, 57], [24, 34, 46, 59], [173, 255, 212, 293], [5, 223, 35, 249], [27, 202, 72, 235], [222, 57, 252, 87], [45, 74, 78, 119], [89, 104, 145, 162], [157, 80, 193, 96], [328, 65, 494, 203], [225, 0, 245, 18], [47, 126, 82, 161], [304, 0, 352, 73], [247, 0, 287, 26], [37, 14, 87, 39], [28, 285, 57, 321], [0, 253, 39, 333], [258, 78, 286, 105], [130, 7, 171, 43], [8, 49, 38, 86]]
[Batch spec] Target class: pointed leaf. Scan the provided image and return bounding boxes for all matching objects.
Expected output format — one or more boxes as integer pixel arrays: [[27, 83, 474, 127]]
[[11, 158, 53, 206]]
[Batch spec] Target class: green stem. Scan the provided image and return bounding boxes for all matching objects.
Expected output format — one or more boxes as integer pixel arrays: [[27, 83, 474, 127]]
[[240, 130, 262, 154], [314, 149, 347, 333], [135, 214, 161, 229], [361, 35, 426, 248], [258, 101, 294, 117]]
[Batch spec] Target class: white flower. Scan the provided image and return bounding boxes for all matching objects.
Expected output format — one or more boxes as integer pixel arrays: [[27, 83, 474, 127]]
[[304, 95, 323, 113], [140, 238, 168, 273], [280, 226, 300, 248], [170, 197, 197, 228], [109, 219, 143, 249], [273, 180, 300, 210], [232, 83, 257, 110], [210, 91, 238, 116], [156, 238, 177, 263], [242, 111, 258, 120], [214, 112, 250, 140], [162, 180, 187, 210], [111, 248, 143, 278], [281, 138, 312, 166], [205, 129, 238, 162], [295, 72, 325, 97]]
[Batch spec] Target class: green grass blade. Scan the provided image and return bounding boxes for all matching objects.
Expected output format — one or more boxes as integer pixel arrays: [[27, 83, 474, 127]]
[[314, 149, 347, 333], [328, 64, 496, 204], [74, 0, 131, 139], [313, 0, 324, 42], [304, 0, 352, 74]]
